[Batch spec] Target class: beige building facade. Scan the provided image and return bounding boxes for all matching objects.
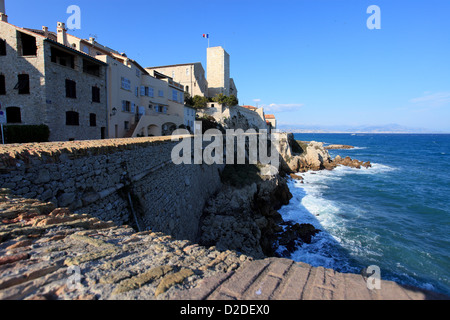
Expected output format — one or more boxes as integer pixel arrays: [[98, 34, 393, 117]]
[[146, 63, 208, 98], [23, 20, 186, 139], [206, 46, 238, 98]]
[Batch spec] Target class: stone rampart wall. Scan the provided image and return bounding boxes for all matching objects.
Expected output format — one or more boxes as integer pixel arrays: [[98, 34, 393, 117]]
[[0, 136, 223, 241]]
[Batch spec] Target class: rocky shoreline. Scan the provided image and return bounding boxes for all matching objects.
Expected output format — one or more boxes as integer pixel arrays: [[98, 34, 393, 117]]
[[198, 133, 374, 260]]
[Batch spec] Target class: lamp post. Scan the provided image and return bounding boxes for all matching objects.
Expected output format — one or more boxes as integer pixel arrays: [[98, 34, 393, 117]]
[[110, 107, 117, 118]]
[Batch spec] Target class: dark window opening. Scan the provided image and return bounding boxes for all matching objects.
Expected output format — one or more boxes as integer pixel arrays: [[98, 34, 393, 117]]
[[6, 107, 22, 123], [89, 113, 97, 127], [14, 74, 30, 94], [66, 79, 77, 98], [50, 47, 75, 69], [0, 39, 6, 56], [66, 111, 79, 126], [83, 59, 101, 77], [17, 32, 37, 56], [92, 86, 100, 103], [0, 75, 5, 95]]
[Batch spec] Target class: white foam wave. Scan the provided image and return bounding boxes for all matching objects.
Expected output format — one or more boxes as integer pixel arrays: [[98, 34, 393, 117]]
[[280, 163, 396, 271]]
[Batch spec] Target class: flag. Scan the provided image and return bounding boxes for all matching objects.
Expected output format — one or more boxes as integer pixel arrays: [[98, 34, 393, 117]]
[[202, 34, 209, 39]]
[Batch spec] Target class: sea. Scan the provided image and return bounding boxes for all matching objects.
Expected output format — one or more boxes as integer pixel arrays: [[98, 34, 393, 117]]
[[277, 133, 450, 296]]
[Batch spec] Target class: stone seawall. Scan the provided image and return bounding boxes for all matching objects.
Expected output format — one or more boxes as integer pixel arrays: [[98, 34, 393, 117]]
[[0, 136, 223, 241]]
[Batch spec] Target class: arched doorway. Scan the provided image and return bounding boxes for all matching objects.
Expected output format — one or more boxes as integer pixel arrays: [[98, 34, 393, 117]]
[[162, 122, 177, 136], [147, 125, 159, 137]]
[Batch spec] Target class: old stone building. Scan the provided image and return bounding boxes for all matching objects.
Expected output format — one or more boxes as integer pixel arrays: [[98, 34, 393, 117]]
[[265, 114, 277, 129], [146, 63, 208, 98], [35, 23, 186, 139], [0, 9, 108, 142], [149, 46, 238, 100], [207, 46, 237, 98]]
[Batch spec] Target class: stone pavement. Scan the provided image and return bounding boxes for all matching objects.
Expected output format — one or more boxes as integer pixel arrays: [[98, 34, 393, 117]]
[[0, 190, 448, 300], [174, 257, 447, 300]]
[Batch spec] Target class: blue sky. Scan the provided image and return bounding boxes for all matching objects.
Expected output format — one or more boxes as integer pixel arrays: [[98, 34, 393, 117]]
[[5, 0, 450, 132]]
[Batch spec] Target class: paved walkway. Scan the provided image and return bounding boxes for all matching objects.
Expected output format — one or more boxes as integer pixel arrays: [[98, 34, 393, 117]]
[[0, 190, 447, 300], [174, 257, 447, 300]]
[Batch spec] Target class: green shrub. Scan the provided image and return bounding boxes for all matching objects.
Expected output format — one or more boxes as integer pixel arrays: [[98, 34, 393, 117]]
[[4, 125, 50, 144]]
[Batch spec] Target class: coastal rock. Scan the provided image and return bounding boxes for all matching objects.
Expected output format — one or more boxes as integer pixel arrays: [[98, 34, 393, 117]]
[[199, 172, 292, 259], [325, 144, 355, 150], [333, 156, 372, 169], [278, 223, 321, 255]]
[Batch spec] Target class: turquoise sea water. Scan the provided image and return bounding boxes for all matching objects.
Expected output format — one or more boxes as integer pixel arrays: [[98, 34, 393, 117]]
[[278, 133, 450, 296]]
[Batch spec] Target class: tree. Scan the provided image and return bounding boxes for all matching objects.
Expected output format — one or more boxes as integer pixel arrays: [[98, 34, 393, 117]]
[[213, 93, 228, 105], [192, 95, 208, 110], [226, 95, 239, 107], [184, 91, 194, 107], [212, 94, 239, 107]]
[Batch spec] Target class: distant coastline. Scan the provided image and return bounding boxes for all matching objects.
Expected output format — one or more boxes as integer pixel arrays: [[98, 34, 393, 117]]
[[281, 130, 450, 134], [277, 124, 448, 134]]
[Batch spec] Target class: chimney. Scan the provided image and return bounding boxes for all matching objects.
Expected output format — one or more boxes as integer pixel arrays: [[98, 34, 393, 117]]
[[0, 0, 7, 23], [57, 22, 67, 46], [42, 26, 49, 38]]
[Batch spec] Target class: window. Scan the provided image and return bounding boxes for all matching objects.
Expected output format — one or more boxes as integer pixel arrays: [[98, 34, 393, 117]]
[[66, 79, 77, 98], [51, 47, 75, 69], [92, 86, 100, 103], [82, 46, 90, 54], [66, 111, 79, 126], [148, 87, 154, 98], [122, 100, 130, 112], [0, 75, 5, 95], [0, 39, 6, 56], [83, 59, 100, 76], [17, 32, 37, 56], [89, 113, 97, 127], [122, 100, 135, 113], [6, 107, 21, 123], [140, 86, 145, 96], [186, 68, 189, 76], [121, 77, 131, 91], [124, 121, 130, 130], [136, 69, 140, 77], [15, 74, 30, 94], [158, 90, 164, 97], [172, 90, 177, 101], [135, 86, 139, 97]]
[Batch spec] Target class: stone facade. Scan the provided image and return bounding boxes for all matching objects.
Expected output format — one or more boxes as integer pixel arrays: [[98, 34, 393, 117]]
[[0, 20, 108, 142], [0, 136, 223, 241], [20, 22, 185, 140], [146, 63, 208, 98], [207, 46, 231, 97], [200, 104, 270, 131]]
